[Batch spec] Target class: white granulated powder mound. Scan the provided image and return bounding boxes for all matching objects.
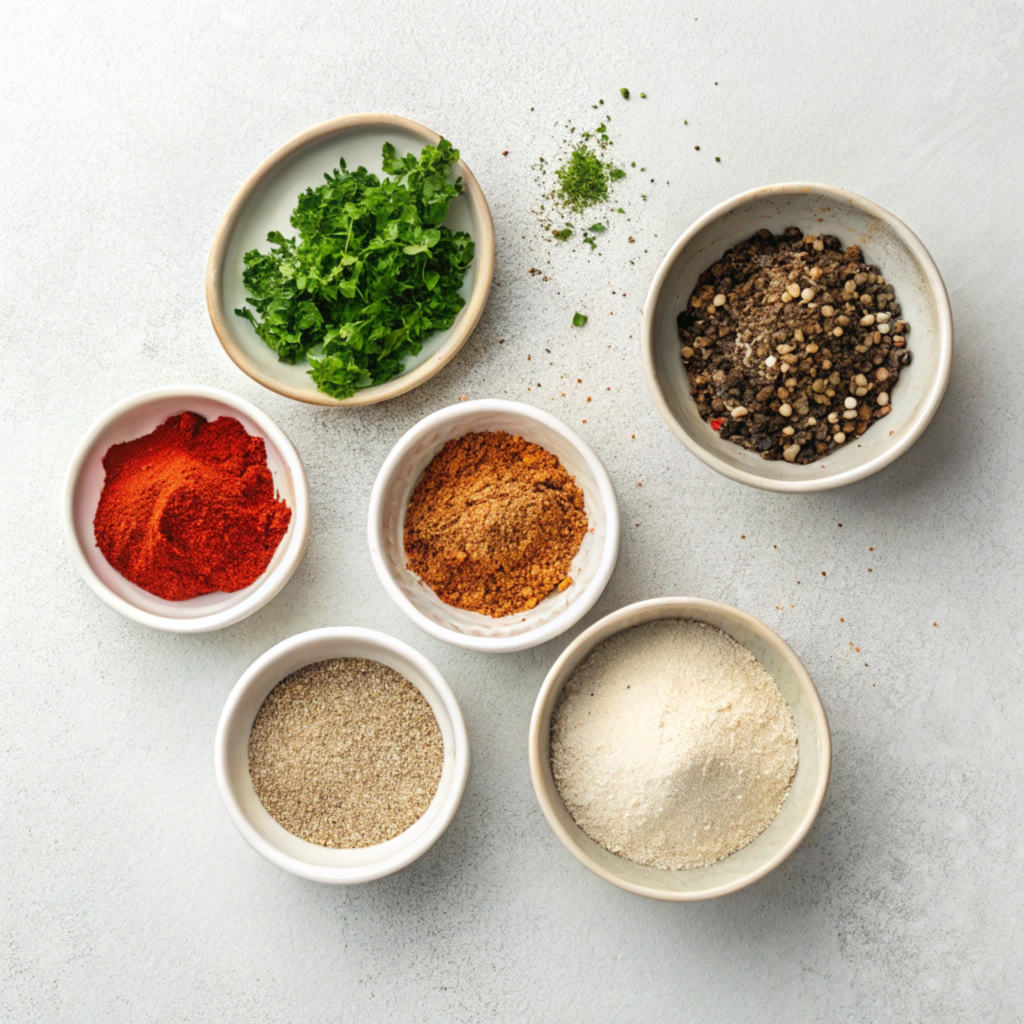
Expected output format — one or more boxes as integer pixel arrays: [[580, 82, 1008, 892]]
[[550, 619, 799, 870]]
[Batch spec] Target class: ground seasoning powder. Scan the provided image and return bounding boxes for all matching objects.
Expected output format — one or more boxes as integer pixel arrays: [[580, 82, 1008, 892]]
[[248, 658, 443, 849], [93, 412, 291, 600], [404, 431, 588, 618]]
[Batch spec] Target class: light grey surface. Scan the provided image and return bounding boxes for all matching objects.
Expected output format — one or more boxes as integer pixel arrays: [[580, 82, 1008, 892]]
[[2, 1, 1021, 1021]]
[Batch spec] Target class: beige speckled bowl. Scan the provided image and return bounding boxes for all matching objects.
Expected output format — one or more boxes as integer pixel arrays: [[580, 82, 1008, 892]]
[[529, 598, 831, 901], [642, 183, 952, 491], [207, 113, 495, 407]]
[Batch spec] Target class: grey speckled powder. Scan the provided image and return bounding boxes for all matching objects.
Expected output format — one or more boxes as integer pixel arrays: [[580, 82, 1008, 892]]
[[248, 658, 443, 849], [550, 620, 798, 870]]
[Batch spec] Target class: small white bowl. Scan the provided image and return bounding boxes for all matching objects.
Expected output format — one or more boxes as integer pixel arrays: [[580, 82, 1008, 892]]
[[642, 183, 953, 491], [62, 386, 309, 632], [529, 598, 831, 901], [207, 113, 495, 407], [215, 627, 470, 884], [368, 400, 620, 653]]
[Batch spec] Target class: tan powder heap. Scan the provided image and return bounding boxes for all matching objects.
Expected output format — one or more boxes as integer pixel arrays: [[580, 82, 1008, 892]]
[[404, 430, 588, 618], [550, 619, 798, 870], [248, 658, 443, 849]]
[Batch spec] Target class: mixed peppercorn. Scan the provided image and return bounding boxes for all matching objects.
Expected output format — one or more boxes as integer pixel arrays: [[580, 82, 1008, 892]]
[[678, 228, 912, 463]]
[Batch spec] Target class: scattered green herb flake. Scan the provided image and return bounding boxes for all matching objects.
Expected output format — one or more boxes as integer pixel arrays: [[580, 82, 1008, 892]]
[[715, 156, 721, 162], [583, 237, 597, 250], [620, 87, 629, 99], [596, 123, 606, 133], [555, 145, 616, 213], [587, 223, 607, 232], [641, 194, 647, 201], [573, 313, 588, 327], [552, 227, 573, 241], [640, 92, 646, 98], [617, 207, 626, 213], [608, 167, 626, 181], [236, 139, 474, 400]]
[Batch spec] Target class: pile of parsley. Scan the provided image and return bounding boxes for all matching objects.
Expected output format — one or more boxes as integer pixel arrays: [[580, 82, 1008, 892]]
[[236, 139, 474, 400]]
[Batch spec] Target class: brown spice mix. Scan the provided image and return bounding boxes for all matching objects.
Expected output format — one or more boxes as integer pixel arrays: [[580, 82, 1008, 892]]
[[248, 658, 443, 849], [404, 431, 588, 618]]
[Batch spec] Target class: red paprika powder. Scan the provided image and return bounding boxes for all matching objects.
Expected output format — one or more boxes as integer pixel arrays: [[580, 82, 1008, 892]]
[[93, 412, 292, 601]]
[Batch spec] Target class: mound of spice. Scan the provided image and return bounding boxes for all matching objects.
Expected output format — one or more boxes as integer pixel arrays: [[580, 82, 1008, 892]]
[[404, 431, 588, 618], [678, 228, 912, 463], [248, 658, 443, 849], [93, 412, 291, 601], [551, 619, 798, 871]]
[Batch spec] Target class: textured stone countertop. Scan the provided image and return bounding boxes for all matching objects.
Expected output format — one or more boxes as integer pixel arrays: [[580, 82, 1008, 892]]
[[2, 1, 1021, 1021]]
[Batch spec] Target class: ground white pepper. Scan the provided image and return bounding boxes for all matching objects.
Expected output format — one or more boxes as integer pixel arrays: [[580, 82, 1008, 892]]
[[551, 620, 798, 871], [248, 658, 443, 849]]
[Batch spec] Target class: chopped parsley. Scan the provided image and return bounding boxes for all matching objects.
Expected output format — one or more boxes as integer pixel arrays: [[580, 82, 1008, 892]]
[[572, 313, 588, 327], [554, 144, 624, 214], [235, 140, 474, 400]]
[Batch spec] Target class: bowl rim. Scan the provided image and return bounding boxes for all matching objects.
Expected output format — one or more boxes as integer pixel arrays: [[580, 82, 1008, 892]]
[[61, 384, 310, 633], [528, 596, 832, 901], [641, 181, 953, 492], [367, 399, 621, 653], [206, 112, 496, 408], [214, 626, 471, 884]]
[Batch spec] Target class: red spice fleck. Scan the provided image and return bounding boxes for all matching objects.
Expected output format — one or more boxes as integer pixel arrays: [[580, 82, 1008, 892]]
[[710, 417, 724, 431]]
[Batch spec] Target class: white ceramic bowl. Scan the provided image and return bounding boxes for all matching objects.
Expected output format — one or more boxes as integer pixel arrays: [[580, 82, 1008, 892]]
[[642, 183, 953, 491], [529, 598, 831, 901], [62, 386, 309, 632], [215, 627, 470, 883], [368, 400, 620, 653], [207, 113, 495, 407]]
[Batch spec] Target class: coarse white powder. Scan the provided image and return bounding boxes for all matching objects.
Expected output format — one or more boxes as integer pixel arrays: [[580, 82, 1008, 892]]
[[550, 619, 799, 870]]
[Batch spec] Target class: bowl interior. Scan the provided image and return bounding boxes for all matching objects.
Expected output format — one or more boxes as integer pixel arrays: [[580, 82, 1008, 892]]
[[220, 632, 462, 873], [534, 602, 828, 898], [647, 186, 945, 485], [219, 121, 482, 401], [377, 407, 613, 643], [68, 394, 301, 621]]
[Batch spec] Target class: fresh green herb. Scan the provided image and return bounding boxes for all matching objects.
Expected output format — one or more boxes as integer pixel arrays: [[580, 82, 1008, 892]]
[[573, 313, 588, 327], [587, 223, 607, 232], [235, 140, 474, 400], [608, 167, 626, 181], [552, 227, 573, 241], [631, 162, 636, 168], [715, 157, 721, 162], [620, 87, 630, 99], [583, 237, 597, 250], [617, 207, 626, 213], [640, 92, 647, 98]]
